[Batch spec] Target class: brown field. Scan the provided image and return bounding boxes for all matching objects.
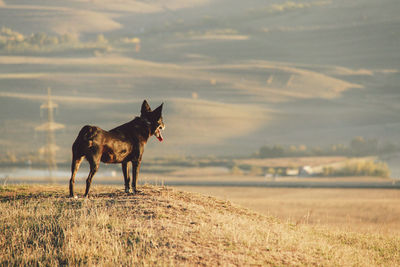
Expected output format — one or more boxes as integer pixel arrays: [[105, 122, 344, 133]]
[[234, 156, 353, 168], [178, 186, 400, 234], [1, 184, 400, 266]]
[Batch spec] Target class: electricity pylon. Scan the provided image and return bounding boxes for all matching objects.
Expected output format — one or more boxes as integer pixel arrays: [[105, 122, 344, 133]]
[[35, 88, 65, 182]]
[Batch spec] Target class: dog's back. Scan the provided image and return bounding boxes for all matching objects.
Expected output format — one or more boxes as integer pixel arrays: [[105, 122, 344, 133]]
[[69, 100, 165, 198]]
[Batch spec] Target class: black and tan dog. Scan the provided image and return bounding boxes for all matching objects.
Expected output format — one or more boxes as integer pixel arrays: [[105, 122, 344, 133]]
[[69, 100, 165, 198]]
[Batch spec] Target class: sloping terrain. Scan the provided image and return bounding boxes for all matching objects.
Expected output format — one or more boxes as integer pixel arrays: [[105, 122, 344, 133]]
[[0, 0, 209, 35], [0, 185, 399, 266]]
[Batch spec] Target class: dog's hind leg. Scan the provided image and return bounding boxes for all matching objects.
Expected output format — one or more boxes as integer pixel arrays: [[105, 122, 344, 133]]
[[84, 154, 101, 197], [122, 162, 130, 193], [69, 156, 84, 198]]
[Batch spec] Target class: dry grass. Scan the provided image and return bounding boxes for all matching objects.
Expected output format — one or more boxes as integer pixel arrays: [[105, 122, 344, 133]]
[[180, 187, 400, 234], [1, 185, 399, 266]]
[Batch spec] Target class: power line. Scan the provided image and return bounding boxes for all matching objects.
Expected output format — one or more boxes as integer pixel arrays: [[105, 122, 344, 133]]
[[35, 88, 65, 182]]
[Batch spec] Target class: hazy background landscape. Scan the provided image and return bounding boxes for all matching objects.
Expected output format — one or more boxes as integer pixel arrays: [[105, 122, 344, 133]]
[[1, 2, 400, 265], [0, 0, 399, 176]]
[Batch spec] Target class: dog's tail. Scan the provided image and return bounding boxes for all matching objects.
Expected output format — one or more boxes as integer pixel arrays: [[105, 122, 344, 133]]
[[72, 125, 98, 157], [77, 125, 98, 142]]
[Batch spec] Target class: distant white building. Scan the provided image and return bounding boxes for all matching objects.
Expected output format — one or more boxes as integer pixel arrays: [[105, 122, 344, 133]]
[[299, 166, 314, 177]]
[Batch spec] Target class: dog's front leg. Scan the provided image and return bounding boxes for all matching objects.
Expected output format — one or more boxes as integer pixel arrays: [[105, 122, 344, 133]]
[[122, 162, 130, 193], [131, 160, 141, 194]]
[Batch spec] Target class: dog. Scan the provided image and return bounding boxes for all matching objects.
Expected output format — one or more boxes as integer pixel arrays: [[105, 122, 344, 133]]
[[69, 100, 165, 197]]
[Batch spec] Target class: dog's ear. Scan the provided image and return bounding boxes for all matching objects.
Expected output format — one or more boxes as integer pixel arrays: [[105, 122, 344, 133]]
[[141, 100, 152, 115], [152, 103, 163, 119]]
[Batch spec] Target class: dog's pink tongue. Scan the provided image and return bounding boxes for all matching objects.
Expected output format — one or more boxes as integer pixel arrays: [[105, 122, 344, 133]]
[[157, 132, 164, 142]]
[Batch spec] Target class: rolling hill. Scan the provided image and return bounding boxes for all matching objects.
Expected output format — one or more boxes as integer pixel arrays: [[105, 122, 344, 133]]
[[1, 185, 399, 265], [0, 0, 399, 159]]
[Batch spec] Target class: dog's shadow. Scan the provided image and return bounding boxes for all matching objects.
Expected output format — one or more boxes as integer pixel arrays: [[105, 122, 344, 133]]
[[0, 185, 161, 203], [91, 190, 145, 199]]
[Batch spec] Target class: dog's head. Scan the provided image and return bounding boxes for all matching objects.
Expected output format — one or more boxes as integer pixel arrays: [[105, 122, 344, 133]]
[[140, 100, 165, 142]]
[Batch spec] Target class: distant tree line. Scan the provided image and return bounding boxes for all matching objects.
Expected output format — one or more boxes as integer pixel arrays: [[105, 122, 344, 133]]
[[322, 160, 390, 178], [0, 27, 140, 55], [0, 27, 79, 52], [255, 137, 399, 158]]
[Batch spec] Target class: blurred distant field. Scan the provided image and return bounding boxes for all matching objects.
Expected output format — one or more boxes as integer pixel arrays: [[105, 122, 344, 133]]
[[179, 186, 400, 233], [0, 0, 400, 160]]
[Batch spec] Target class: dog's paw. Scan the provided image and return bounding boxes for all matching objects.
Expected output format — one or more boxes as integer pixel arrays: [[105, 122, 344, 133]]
[[131, 188, 142, 195]]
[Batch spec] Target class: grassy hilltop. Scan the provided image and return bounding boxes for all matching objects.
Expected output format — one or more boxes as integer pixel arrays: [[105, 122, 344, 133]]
[[0, 185, 399, 266]]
